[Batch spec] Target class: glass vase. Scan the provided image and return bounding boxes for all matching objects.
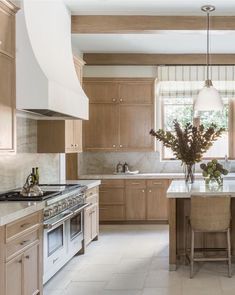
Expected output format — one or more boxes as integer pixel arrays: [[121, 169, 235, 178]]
[[183, 163, 195, 184]]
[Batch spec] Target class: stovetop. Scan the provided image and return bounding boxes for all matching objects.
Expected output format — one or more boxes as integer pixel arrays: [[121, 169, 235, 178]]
[[0, 184, 84, 202]]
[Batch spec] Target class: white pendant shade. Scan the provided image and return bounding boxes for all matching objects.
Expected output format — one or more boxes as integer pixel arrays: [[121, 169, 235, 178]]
[[194, 86, 223, 111]]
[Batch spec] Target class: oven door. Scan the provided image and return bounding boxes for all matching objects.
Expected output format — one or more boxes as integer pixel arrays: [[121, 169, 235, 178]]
[[67, 203, 89, 257], [43, 211, 73, 283]]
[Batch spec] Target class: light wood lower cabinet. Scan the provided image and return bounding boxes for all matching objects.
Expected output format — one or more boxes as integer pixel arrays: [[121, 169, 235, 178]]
[[84, 186, 99, 247], [1, 211, 43, 295], [126, 188, 146, 220], [97, 179, 169, 223]]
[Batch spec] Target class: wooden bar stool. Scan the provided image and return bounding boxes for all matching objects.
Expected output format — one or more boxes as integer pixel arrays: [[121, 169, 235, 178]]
[[188, 195, 232, 278]]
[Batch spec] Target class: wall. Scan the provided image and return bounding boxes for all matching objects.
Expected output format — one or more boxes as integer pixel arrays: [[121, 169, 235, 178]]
[[0, 115, 60, 191]]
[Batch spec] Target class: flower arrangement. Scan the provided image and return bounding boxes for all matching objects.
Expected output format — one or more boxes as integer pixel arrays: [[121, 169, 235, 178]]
[[150, 120, 225, 183], [200, 159, 228, 186]]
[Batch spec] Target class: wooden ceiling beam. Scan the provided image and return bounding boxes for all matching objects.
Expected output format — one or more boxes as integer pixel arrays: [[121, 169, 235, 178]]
[[72, 15, 235, 33], [83, 54, 235, 65]]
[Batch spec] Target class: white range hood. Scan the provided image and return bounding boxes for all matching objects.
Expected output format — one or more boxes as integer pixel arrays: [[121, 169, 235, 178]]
[[16, 0, 88, 119]]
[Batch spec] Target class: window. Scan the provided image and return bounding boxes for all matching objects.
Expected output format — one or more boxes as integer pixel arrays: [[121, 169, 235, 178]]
[[162, 96, 230, 160]]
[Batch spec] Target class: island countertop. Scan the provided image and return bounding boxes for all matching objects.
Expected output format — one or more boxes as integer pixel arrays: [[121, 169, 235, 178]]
[[167, 179, 235, 198]]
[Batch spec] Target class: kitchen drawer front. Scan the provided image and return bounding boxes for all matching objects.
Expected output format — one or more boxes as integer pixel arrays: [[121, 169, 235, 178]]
[[86, 194, 98, 206], [147, 179, 169, 188], [6, 229, 39, 260], [100, 188, 124, 205], [85, 186, 98, 198], [0, 4, 14, 57], [6, 212, 41, 241], [125, 179, 146, 188], [101, 179, 125, 188], [99, 205, 125, 221]]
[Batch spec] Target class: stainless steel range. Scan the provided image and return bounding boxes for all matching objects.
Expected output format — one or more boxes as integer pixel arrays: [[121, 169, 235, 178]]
[[41, 184, 89, 283]]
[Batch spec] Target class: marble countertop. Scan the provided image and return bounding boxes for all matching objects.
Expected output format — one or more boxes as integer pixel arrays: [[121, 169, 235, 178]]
[[0, 179, 101, 226], [167, 180, 235, 198], [79, 173, 235, 180]]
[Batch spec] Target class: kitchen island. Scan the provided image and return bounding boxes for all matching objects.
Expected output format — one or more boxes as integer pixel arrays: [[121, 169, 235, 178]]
[[167, 180, 235, 271]]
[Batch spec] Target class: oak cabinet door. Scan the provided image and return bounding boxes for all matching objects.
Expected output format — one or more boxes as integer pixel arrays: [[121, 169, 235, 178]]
[[65, 120, 74, 151], [6, 254, 23, 295], [84, 80, 119, 103], [119, 81, 153, 104], [24, 244, 41, 295], [73, 120, 82, 152], [84, 103, 119, 150], [84, 206, 92, 246], [126, 188, 146, 220], [99, 205, 125, 221], [119, 105, 153, 151], [147, 188, 168, 220], [0, 53, 15, 151], [0, 6, 14, 57], [91, 205, 98, 240]]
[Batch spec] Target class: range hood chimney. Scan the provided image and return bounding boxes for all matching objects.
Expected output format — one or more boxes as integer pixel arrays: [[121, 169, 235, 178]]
[[16, 0, 88, 119]]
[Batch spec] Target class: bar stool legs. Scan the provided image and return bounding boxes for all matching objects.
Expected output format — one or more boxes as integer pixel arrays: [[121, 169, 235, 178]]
[[190, 230, 195, 278]]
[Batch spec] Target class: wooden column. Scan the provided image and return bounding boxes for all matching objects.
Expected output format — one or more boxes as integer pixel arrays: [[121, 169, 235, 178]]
[[169, 198, 177, 270]]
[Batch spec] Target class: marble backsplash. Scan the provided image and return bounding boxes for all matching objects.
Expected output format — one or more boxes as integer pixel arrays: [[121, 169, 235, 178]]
[[78, 151, 235, 175], [0, 116, 60, 191]]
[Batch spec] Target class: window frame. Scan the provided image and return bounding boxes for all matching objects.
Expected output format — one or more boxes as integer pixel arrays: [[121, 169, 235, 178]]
[[160, 97, 234, 161]]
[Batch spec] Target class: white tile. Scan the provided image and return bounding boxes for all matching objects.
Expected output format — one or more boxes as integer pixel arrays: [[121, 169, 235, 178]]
[[150, 258, 169, 271], [115, 258, 151, 274], [44, 270, 73, 291], [64, 282, 106, 295], [145, 270, 182, 288], [102, 291, 142, 295], [142, 287, 182, 295], [105, 273, 146, 290]]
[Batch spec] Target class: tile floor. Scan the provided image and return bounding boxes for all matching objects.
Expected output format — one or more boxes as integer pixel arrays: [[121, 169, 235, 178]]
[[44, 225, 235, 295]]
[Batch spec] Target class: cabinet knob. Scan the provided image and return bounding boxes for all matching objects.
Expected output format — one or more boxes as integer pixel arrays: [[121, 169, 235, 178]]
[[20, 222, 30, 228], [18, 259, 22, 264], [112, 98, 116, 102], [119, 144, 123, 148], [149, 190, 152, 193], [142, 190, 145, 193], [75, 144, 78, 147], [25, 255, 30, 259], [71, 144, 74, 147], [112, 144, 116, 148], [20, 240, 30, 246], [120, 98, 123, 102], [0, 41, 2, 45]]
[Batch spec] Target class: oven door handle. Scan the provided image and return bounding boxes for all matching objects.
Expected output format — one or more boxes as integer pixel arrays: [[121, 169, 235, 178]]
[[72, 203, 90, 215], [43, 211, 73, 229]]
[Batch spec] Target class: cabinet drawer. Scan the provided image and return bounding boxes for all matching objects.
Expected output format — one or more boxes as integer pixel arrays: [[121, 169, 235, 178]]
[[99, 205, 125, 221], [101, 179, 125, 188], [147, 179, 169, 188], [125, 179, 146, 188], [0, 5, 14, 57], [6, 212, 41, 241], [86, 194, 98, 206], [85, 186, 98, 198], [100, 188, 124, 205], [6, 230, 39, 260]]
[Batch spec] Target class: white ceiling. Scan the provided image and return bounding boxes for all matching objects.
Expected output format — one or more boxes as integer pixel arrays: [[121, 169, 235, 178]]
[[65, 0, 235, 15], [72, 32, 235, 54], [67, 0, 235, 55]]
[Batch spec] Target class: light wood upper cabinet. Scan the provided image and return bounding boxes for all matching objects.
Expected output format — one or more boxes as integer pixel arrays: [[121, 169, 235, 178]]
[[119, 104, 153, 150], [83, 78, 155, 152], [83, 103, 119, 150], [0, 53, 15, 151], [119, 81, 153, 104], [0, 2, 16, 57], [84, 80, 119, 103]]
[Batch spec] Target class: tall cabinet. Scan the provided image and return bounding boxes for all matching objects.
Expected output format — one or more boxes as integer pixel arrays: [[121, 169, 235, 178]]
[[0, 0, 17, 152], [83, 78, 155, 152]]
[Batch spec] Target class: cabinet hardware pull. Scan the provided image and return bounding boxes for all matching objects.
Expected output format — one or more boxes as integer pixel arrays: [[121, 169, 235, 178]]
[[53, 257, 59, 264], [0, 41, 2, 45], [149, 190, 152, 193], [120, 98, 123, 102], [71, 144, 74, 147], [112, 98, 116, 102], [75, 144, 78, 147], [153, 182, 162, 185], [18, 259, 22, 263], [25, 255, 30, 259], [20, 240, 30, 245], [20, 222, 30, 228], [131, 182, 140, 185], [142, 190, 145, 193], [119, 144, 123, 148], [112, 144, 116, 148]]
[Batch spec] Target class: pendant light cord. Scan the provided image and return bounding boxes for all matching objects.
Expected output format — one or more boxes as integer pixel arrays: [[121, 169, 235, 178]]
[[206, 11, 210, 82]]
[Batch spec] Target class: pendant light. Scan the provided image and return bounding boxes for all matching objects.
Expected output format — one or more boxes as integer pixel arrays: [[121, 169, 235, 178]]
[[194, 5, 223, 112]]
